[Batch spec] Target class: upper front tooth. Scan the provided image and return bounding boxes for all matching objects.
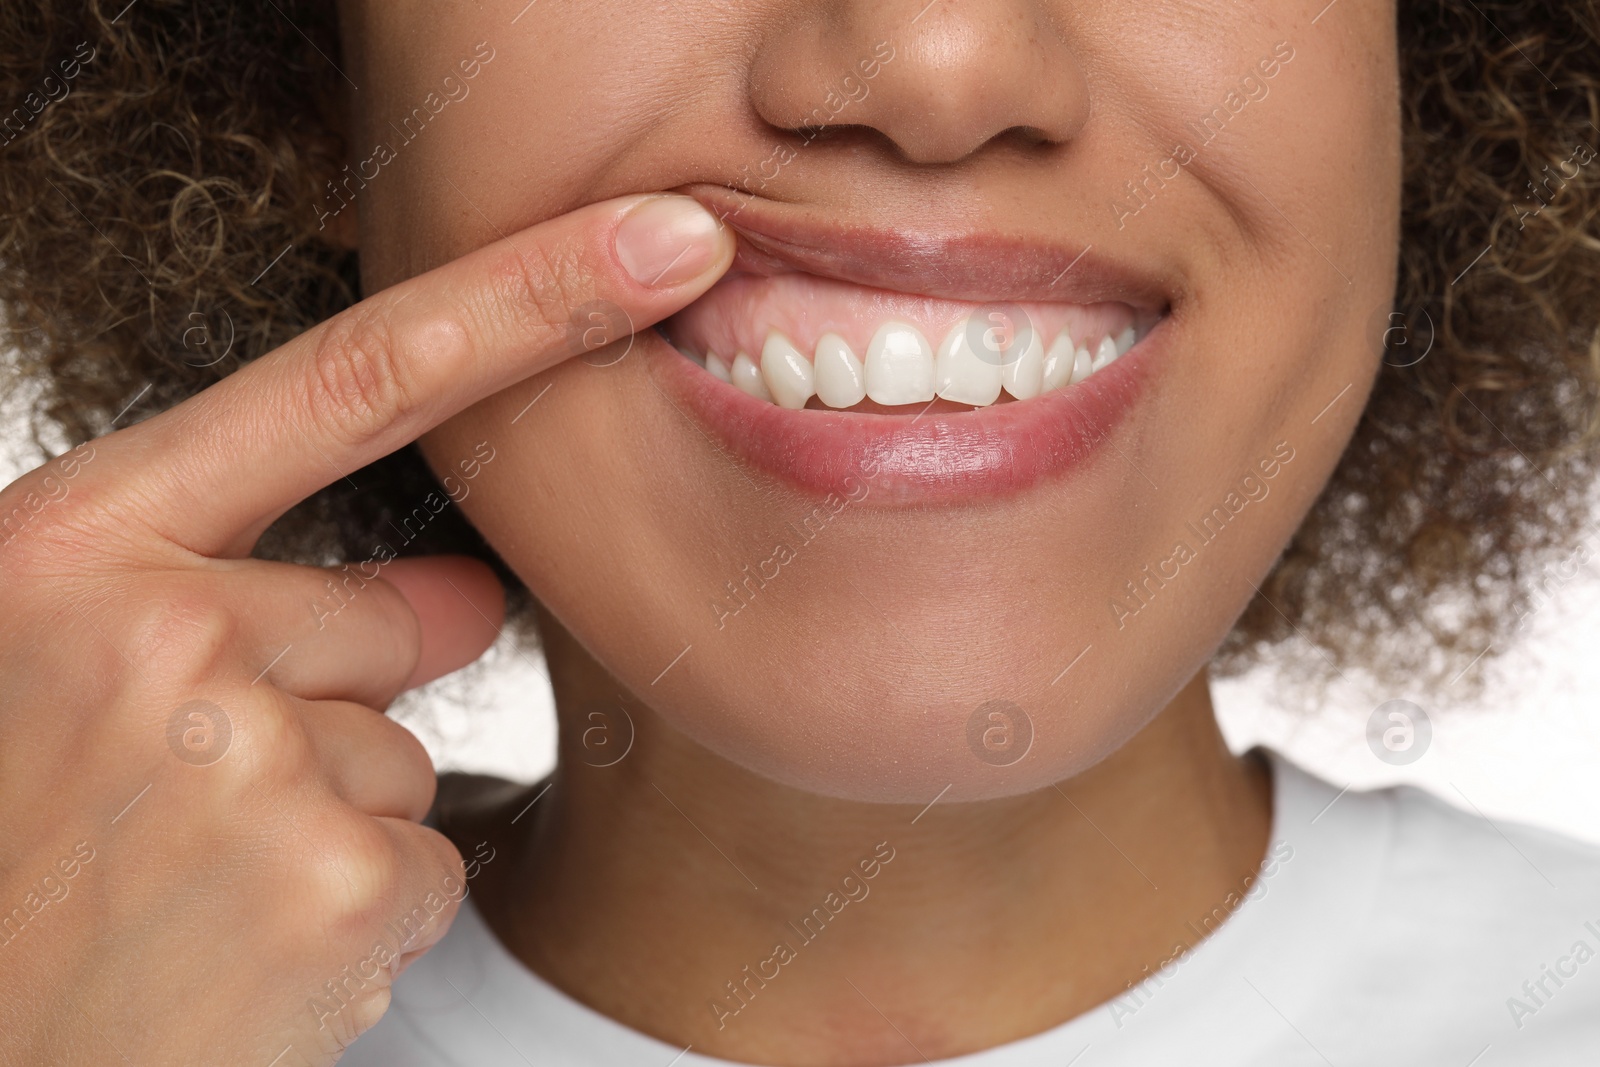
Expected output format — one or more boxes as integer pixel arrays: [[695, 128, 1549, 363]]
[[935, 321, 1002, 406], [761, 330, 815, 410], [1091, 335, 1118, 372], [1042, 331, 1074, 391], [706, 351, 732, 383], [1069, 345, 1093, 384], [814, 333, 866, 408], [1000, 325, 1045, 400], [865, 321, 935, 406], [731, 351, 774, 402], [1115, 326, 1136, 356]]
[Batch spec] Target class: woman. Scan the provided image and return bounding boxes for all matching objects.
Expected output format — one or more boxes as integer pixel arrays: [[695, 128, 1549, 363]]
[[2, 0, 1598, 1063]]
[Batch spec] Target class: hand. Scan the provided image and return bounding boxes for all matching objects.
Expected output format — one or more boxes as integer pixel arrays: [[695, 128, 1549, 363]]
[[0, 194, 732, 1064]]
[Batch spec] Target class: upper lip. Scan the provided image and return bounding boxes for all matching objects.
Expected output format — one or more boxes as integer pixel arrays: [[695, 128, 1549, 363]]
[[681, 182, 1176, 310]]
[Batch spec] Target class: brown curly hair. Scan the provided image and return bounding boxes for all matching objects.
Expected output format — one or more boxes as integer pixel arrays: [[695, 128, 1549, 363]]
[[2, 0, 1598, 693]]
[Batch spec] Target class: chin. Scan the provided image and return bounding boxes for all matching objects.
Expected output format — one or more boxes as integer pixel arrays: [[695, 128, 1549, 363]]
[[634, 584, 1238, 803], [559, 467, 1254, 803]]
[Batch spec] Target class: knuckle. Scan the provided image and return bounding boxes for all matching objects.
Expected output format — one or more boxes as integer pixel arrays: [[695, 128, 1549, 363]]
[[485, 237, 594, 338], [236, 693, 311, 781], [121, 593, 238, 689], [156, 688, 303, 797], [308, 817, 403, 920], [304, 305, 419, 445]]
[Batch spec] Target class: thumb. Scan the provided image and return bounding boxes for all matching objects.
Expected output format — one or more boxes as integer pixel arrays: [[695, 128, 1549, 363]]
[[379, 555, 506, 690]]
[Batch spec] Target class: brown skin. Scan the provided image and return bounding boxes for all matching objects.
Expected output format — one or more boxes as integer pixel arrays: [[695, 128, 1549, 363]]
[[335, 0, 1397, 1062]]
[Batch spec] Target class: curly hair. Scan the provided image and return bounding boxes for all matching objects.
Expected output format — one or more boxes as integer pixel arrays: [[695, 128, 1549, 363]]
[[1, 0, 1598, 693]]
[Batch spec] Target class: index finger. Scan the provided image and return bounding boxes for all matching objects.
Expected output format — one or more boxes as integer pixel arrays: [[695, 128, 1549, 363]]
[[124, 193, 732, 556]]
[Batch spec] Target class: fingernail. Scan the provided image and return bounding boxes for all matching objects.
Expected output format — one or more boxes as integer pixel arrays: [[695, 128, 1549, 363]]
[[614, 196, 725, 289]]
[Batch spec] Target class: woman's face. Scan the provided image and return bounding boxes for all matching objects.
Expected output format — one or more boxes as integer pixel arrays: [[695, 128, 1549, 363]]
[[339, 0, 1400, 802]]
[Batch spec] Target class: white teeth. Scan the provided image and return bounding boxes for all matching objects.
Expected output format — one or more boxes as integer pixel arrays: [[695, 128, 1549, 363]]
[[760, 330, 815, 410], [865, 321, 935, 406], [1069, 345, 1093, 385], [1041, 331, 1074, 392], [1091, 335, 1118, 372], [731, 351, 774, 402], [1000, 327, 1045, 401], [814, 333, 866, 409], [700, 317, 1144, 408], [935, 322, 1002, 406]]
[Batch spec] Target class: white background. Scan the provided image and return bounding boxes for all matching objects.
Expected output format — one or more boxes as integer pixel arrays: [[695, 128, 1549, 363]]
[[7, 394, 1599, 847]]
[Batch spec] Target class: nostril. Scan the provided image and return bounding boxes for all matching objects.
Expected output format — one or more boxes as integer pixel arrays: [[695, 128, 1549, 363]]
[[1003, 125, 1059, 149], [784, 123, 889, 152], [781, 121, 1052, 168]]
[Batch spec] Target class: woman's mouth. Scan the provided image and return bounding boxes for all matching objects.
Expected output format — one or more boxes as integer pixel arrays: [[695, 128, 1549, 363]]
[[661, 272, 1157, 412], [647, 189, 1173, 505]]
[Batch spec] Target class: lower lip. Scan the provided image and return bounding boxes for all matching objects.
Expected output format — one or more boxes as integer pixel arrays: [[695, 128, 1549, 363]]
[[647, 324, 1160, 506]]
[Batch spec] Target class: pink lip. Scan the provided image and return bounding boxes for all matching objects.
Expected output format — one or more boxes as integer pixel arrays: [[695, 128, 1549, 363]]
[[649, 324, 1158, 505], [648, 188, 1173, 505], [682, 183, 1178, 309]]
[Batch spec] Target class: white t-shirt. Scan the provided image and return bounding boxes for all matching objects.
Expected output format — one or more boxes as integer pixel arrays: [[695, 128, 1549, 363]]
[[343, 751, 1600, 1065]]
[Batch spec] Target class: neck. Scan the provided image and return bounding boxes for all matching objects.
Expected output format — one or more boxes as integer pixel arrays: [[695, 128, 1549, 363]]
[[448, 614, 1272, 1067]]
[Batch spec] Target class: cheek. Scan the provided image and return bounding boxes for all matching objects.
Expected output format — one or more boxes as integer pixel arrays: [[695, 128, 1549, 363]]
[[344, 2, 723, 295]]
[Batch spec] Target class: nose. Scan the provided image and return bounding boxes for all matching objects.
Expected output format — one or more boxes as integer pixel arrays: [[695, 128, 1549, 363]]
[[749, 0, 1089, 165]]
